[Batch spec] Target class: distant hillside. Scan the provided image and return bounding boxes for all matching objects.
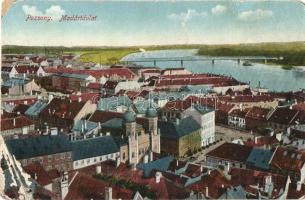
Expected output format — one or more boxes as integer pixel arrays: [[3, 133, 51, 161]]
[[2, 42, 305, 67]]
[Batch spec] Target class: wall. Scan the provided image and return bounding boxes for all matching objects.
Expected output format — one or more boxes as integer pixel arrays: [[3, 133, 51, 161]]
[[21, 151, 73, 171], [73, 152, 119, 170]]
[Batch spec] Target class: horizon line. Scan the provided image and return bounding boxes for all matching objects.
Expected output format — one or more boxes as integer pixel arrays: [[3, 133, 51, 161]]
[[2, 40, 305, 48]]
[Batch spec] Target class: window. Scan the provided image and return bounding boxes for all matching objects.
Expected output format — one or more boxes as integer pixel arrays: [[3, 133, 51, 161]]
[[123, 152, 126, 160], [132, 152, 135, 158], [100, 157, 103, 161], [87, 159, 90, 164], [75, 162, 78, 166]]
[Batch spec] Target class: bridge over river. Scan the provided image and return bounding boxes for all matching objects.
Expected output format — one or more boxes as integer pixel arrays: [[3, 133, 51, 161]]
[[122, 56, 281, 67]]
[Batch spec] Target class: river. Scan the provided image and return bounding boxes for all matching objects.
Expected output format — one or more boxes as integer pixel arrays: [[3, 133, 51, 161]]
[[122, 49, 305, 92]]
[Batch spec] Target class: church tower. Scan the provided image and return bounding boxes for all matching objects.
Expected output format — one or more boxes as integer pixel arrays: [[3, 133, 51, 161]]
[[145, 106, 160, 154], [123, 109, 138, 164]]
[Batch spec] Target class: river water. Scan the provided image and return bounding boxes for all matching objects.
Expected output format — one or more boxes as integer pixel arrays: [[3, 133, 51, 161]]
[[122, 49, 305, 92]]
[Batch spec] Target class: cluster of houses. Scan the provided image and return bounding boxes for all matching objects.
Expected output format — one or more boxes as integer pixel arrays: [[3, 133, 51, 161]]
[[1, 53, 305, 199]]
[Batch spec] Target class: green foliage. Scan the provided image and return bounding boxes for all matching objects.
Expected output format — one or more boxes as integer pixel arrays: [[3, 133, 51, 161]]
[[3, 42, 304, 67], [198, 42, 305, 68]]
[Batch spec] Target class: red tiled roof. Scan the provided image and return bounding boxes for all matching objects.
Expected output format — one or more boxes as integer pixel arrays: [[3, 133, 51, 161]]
[[114, 166, 189, 199], [182, 163, 205, 178], [15, 65, 39, 74], [245, 106, 271, 121], [229, 168, 287, 199], [186, 96, 235, 113], [287, 183, 305, 199], [244, 135, 279, 147], [142, 69, 161, 74], [268, 107, 300, 125], [295, 111, 305, 124], [188, 170, 230, 199], [44, 67, 136, 80], [1, 116, 34, 131], [1, 111, 19, 119], [65, 172, 134, 200], [102, 80, 119, 90], [293, 102, 305, 112], [69, 92, 101, 104], [151, 74, 244, 88], [40, 98, 86, 120], [152, 170, 188, 186], [86, 82, 102, 90], [89, 110, 124, 123], [229, 109, 248, 118], [12, 104, 30, 115], [33, 186, 59, 200], [206, 143, 252, 163], [24, 163, 60, 186], [270, 147, 305, 172]]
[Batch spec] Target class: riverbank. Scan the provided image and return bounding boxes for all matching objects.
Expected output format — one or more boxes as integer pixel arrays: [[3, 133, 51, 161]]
[[3, 42, 305, 66], [197, 42, 305, 70]]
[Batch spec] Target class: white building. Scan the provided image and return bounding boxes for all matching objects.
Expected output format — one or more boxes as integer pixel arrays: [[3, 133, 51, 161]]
[[182, 104, 215, 147], [115, 80, 142, 93]]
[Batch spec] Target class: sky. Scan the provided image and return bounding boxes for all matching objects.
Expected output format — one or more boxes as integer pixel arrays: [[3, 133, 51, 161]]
[[2, 0, 305, 46]]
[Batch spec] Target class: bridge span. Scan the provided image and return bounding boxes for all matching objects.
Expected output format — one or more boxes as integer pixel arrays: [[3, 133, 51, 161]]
[[122, 56, 281, 67]]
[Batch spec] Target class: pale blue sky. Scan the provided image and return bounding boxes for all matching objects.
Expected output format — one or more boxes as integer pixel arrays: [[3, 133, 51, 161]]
[[2, 0, 305, 46]]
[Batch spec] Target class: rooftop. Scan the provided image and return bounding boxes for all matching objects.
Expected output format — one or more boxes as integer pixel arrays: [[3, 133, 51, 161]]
[[5, 135, 72, 160], [206, 143, 253, 163], [71, 136, 119, 161], [159, 116, 201, 139]]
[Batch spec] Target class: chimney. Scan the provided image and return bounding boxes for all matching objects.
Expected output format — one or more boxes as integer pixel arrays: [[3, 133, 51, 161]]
[[84, 120, 87, 130], [155, 172, 162, 183], [297, 182, 302, 191], [226, 162, 231, 172], [144, 155, 149, 163], [255, 136, 259, 144], [13, 118, 16, 127], [78, 97, 81, 102], [176, 160, 179, 167], [116, 157, 121, 167], [132, 163, 137, 171], [200, 164, 204, 172], [287, 127, 291, 135], [60, 172, 69, 200], [81, 123, 84, 133], [205, 187, 209, 198], [96, 165, 101, 174], [176, 118, 180, 125], [105, 187, 112, 200], [150, 151, 154, 162]]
